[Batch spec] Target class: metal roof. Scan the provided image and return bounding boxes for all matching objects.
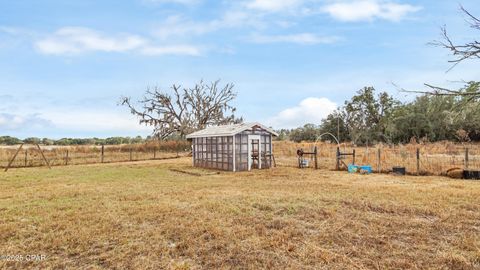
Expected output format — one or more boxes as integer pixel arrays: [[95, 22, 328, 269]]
[[186, 122, 278, 139]]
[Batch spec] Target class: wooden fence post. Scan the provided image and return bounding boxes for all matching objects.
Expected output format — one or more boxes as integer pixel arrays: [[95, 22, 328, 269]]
[[5, 144, 24, 172], [314, 146, 318, 170], [416, 148, 420, 175], [352, 149, 356, 165], [377, 148, 381, 173], [153, 147, 157, 159], [130, 147, 133, 161], [65, 150, 69, 166], [101, 145, 105, 163], [24, 150, 28, 167], [465, 148, 469, 169], [336, 147, 340, 170], [35, 144, 51, 169]]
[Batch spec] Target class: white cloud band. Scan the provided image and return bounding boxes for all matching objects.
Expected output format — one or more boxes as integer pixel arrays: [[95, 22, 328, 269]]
[[34, 27, 201, 56], [322, 0, 421, 22], [268, 97, 337, 128], [249, 33, 339, 45]]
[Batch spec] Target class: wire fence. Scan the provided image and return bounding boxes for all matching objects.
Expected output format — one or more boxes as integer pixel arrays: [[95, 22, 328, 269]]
[[0, 142, 191, 169], [273, 141, 480, 176], [2, 141, 480, 176]]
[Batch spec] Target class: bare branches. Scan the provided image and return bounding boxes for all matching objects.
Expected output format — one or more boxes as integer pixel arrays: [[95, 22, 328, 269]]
[[398, 82, 480, 99], [121, 80, 242, 139], [429, 5, 480, 69], [461, 5, 480, 30], [402, 7, 480, 99]]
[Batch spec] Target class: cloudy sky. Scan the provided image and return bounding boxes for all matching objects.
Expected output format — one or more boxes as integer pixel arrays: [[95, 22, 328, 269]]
[[0, 0, 478, 139]]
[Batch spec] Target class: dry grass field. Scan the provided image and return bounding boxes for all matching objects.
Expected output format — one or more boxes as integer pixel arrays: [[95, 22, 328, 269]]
[[1, 158, 480, 269]]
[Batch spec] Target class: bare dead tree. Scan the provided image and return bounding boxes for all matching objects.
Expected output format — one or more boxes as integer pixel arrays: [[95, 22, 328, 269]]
[[121, 80, 243, 139], [398, 82, 479, 98], [429, 5, 480, 70], [402, 6, 480, 98]]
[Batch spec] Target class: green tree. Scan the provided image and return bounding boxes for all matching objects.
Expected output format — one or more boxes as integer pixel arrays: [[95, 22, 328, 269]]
[[42, 138, 54, 145], [0, 136, 23, 145], [274, 129, 291, 141], [386, 82, 480, 143], [319, 110, 350, 142], [289, 124, 320, 143], [343, 87, 398, 144], [23, 137, 41, 144]]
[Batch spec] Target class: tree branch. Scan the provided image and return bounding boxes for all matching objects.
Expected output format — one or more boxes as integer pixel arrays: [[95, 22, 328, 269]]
[[429, 5, 480, 70], [120, 80, 241, 139]]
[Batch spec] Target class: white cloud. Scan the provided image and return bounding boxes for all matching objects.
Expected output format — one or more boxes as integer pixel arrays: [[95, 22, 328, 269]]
[[268, 97, 337, 128], [0, 26, 23, 35], [41, 110, 152, 134], [0, 94, 153, 137], [0, 113, 53, 130], [246, 0, 303, 12], [34, 27, 201, 56], [35, 27, 146, 54], [153, 11, 261, 40], [154, 16, 218, 40], [249, 32, 339, 45], [141, 45, 201, 56], [322, 0, 421, 22]]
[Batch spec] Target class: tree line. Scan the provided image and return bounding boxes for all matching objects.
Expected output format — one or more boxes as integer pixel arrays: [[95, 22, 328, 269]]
[[0, 136, 151, 146], [278, 82, 480, 144]]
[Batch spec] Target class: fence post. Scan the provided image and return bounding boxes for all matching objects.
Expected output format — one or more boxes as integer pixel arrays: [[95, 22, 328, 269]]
[[314, 146, 318, 170], [416, 148, 420, 176], [65, 150, 69, 166], [24, 150, 28, 167], [101, 145, 105, 163], [336, 147, 340, 170], [153, 147, 157, 159], [465, 148, 469, 169], [377, 148, 381, 173], [352, 149, 356, 165], [130, 147, 133, 161]]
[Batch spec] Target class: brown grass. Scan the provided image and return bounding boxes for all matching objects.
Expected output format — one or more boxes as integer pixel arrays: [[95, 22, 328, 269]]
[[1, 158, 479, 269]]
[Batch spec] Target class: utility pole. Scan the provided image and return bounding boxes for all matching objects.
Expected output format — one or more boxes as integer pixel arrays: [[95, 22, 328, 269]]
[[337, 115, 340, 143]]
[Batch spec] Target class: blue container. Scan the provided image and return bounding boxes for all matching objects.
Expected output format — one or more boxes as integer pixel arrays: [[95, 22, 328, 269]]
[[348, 164, 359, 173], [359, 165, 372, 173], [348, 164, 372, 174]]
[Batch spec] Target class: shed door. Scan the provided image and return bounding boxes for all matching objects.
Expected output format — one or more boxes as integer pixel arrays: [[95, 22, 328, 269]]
[[248, 135, 261, 171]]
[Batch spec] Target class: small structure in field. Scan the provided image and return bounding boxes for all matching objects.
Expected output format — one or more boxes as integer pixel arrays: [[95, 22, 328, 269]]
[[186, 122, 278, 171]]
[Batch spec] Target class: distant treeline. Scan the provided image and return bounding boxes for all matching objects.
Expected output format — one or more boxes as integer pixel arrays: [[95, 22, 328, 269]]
[[0, 136, 153, 146], [276, 82, 480, 145]]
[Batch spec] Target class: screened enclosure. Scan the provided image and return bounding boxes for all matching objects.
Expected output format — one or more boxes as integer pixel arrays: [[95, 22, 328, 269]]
[[186, 123, 278, 172]]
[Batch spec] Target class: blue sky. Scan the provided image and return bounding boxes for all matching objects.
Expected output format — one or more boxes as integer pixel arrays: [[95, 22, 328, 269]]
[[0, 0, 479, 139]]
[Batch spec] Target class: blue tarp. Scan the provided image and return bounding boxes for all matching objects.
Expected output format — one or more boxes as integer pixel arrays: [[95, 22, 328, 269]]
[[348, 164, 372, 174]]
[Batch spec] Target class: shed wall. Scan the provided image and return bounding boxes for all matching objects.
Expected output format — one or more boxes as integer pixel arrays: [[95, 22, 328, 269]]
[[192, 136, 234, 171], [234, 130, 272, 171]]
